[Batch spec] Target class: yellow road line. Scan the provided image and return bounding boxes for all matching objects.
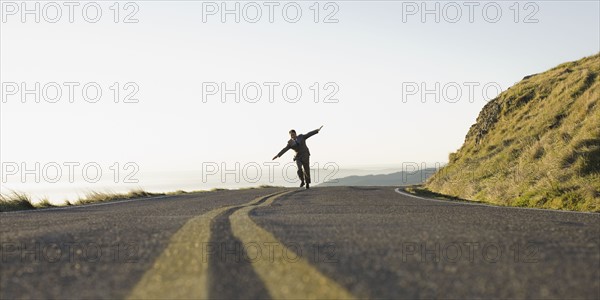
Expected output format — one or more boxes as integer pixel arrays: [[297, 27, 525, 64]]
[[229, 191, 356, 300], [127, 191, 286, 300]]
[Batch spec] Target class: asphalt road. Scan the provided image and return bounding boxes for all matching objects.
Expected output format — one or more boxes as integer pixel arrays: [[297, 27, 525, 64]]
[[1, 186, 598, 299]]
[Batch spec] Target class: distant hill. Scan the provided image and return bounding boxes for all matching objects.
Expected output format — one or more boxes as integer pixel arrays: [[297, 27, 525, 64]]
[[426, 53, 599, 211], [320, 169, 437, 186]]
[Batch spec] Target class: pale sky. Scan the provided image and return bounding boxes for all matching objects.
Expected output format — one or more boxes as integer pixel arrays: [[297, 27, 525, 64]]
[[1, 1, 599, 201]]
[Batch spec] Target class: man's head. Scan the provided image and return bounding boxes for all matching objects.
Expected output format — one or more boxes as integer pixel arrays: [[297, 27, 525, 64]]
[[289, 129, 297, 139]]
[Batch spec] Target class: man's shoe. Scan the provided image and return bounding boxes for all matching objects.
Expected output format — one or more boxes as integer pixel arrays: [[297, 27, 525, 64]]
[[300, 182, 305, 188], [305, 183, 310, 189]]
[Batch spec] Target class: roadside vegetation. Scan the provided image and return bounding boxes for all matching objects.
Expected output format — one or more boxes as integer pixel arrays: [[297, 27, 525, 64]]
[[404, 185, 468, 202], [0, 185, 284, 212], [425, 53, 600, 212], [75, 190, 166, 205], [0, 192, 36, 212], [0, 190, 165, 212]]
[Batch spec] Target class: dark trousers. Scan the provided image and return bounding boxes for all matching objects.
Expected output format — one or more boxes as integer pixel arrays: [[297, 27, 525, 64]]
[[295, 157, 311, 184]]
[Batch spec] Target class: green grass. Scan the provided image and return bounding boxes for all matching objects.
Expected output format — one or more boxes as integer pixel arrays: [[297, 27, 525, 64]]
[[403, 185, 486, 204], [36, 198, 57, 208], [425, 53, 600, 212], [0, 189, 166, 212], [0, 185, 286, 212], [0, 192, 36, 212], [167, 190, 188, 195], [75, 189, 166, 205], [239, 185, 284, 190]]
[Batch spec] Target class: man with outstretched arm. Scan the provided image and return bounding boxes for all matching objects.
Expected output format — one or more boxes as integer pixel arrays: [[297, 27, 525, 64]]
[[272, 125, 323, 189]]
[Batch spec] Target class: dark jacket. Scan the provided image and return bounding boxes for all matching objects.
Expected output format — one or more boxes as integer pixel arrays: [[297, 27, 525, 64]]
[[276, 129, 319, 161]]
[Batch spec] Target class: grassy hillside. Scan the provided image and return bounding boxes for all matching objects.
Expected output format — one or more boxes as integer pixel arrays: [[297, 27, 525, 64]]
[[425, 53, 600, 212]]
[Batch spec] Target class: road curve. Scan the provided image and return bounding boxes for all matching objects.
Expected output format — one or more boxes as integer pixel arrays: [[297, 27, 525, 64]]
[[1, 186, 598, 299]]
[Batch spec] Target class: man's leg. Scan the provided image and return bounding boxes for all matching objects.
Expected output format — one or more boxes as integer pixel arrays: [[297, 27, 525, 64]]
[[302, 158, 311, 188], [296, 159, 305, 187]]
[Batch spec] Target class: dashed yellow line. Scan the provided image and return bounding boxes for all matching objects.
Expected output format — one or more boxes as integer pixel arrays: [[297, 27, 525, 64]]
[[230, 191, 356, 300], [127, 191, 285, 300]]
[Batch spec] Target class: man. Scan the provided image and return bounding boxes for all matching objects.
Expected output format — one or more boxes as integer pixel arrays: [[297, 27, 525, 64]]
[[272, 125, 323, 189]]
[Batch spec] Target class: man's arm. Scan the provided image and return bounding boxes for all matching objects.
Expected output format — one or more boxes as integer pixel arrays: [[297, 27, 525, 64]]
[[272, 145, 291, 160], [304, 125, 323, 139]]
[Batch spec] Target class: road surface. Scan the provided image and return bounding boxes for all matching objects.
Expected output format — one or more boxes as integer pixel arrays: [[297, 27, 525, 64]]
[[1, 187, 598, 299]]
